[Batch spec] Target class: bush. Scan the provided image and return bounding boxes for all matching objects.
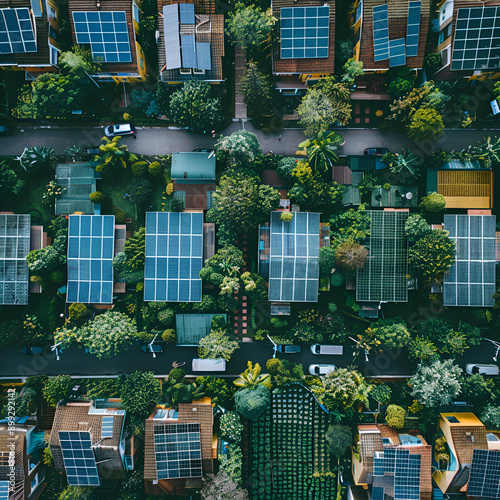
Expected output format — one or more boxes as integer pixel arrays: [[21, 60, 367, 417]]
[[277, 157, 297, 181], [482, 405, 500, 429], [123, 112, 132, 121], [50, 270, 65, 284], [131, 161, 148, 176], [168, 367, 185, 385], [220, 411, 243, 443], [370, 384, 392, 405], [113, 205, 126, 223], [266, 358, 282, 376], [405, 214, 431, 242], [43, 375, 75, 407], [158, 308, 174, 325], [68, 303, 88, 322], [280, 211, 293, 222], [421, 192, 446, 212], [234, 384, 271, 420], [148, 161, 162, 177], [385, 404, 406, 429], [270, 317, 288, 329], [89, 191, 105, 204], [330, 272, 344, 287], [162, 329, 176, 343], [326, 425, 353, 456], [192, 295, 217, 313]]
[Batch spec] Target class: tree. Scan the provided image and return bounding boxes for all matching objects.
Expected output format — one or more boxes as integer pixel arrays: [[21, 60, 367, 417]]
[[265, 359, 304, 387], [197, 376, 236, 409], [200, 246, 245, 286], [226, 3, 274, 55], [43, 376, 75, 407], [124, 228, 146, 271], [85, 379, 121, 400], [207, 172, 280, 243], [26, 232, 67, 275], [335, 239, 369, 273], [277, 157, 298, 181], [95, 136, 128, 172], [19, 146, 56, 172], [89, 191, 105, 204], [297, 88, 338, 136], [411, 359, 461, 407], [409, 229, 456, 281], [198, 328, 239, 361], [408, 107, 444, 141], [385, 405, 406, 429], [215, 130, 262, 168], [234, 384, 271, 419], [220, 412, 243, 443], [241, 272, 268, 302], [0, 160, 24, 197], [342, 58, 364, 84], [68, 303, 88, 322], [382, 150, 420, 180], [169, 80, 223, 131], [58, 486, 93, 500], [482, 404, 500, 429], [234, 361, 270, 389], [319, 246, 336, 277], [408, 337, 438, 361], [239, 62, 274, 117], [325, 425, 352, 457], [120, 371, 162, 418], [128, 178, 152, 208], [201, 470, 249, 500], [371, 323, 410, 349], [460, 374, 493, 408], [329, 206, 371, 240], [298, 131, 343, 173], [404, 214, 431, 242], [421, 192, 446, 212], [370, 384, 392, 405]]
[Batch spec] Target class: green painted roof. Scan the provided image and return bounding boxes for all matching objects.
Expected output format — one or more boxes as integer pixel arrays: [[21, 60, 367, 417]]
[[55, 162, 97, 215], [176, 314, 227, 345], [171, 152, 216, 181]]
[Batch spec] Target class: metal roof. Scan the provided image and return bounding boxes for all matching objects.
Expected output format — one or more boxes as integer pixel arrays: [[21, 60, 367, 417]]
[[171, 152, 216, 180], [55, 162, 97, 215], [176, 314, 227, 345], [196, 41, 211, 70]]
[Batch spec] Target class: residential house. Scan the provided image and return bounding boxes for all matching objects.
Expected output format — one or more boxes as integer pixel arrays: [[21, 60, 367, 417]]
[[49, 399, 136, 486], [175, 314, 227, 346], [467, 448, 500, 499], [351, 424, 432, 500], [0, 0, 60, 77], [434, 0, 500, 80], [351, 0, 430, 72], [157, 0, 224, 84], [144, 399, 215, 496], [0, 418, 46, 499], [271, 0, 335, 94], [67, 0, 146, 83]]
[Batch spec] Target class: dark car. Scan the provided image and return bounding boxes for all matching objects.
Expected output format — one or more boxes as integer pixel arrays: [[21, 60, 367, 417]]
[[21, 346, 44, 355], [141, 344, 164, 354], [276, 345, 301, 354], [364, 148, 389, 156]]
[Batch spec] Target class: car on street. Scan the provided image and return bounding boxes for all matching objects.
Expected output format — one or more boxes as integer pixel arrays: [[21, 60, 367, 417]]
[[276, 345, 301, 354], [465, 363, 499, 375], [309, 364, 336, 376], [0, 125, 10, 135], [141, 344, 163, 354], [104, 124, 135, 137], [364, 147, 389, 156], [21, 346, 44, 355], [310, 344, 343, 355]]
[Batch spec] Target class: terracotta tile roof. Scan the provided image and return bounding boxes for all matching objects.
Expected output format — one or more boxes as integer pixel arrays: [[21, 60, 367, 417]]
[[451, 425, 488, 465], [173, 182, 215, 210], [332, 165, 353, 185], [272, 0, 335, 74], [357, 0, 430, 70]]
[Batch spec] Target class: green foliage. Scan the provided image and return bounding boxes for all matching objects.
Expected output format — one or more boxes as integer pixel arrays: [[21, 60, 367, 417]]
[[198, 376, 236, 409], [370, 384, 392, 405], [481, 404, 500, 429], [408, 107, 444, 141], [68, 303, 88, 322], [329, 206, 370, 241], [280, 211, 293, 222], [270, 317, 288, 329], [234, 384, 271, 420], [198, 328, 239, 361], [239, 62, 274, 118], [290, 322, 323, 343], [148, 161, 162, 177], [85, 379, 121, 400], [0, 160, 24, 198], [216, 130, 263, 169], [95, 136, 128, 172], [405, 214, 431, 242], [162, 329, 176, 343], [319, 246, 336, 277], [265, 358, 304, 387], [130, 161, 148, 176], [127, 177, 152, 207], [342, 57, 364, 84], [218, 294, 238, 312], [141, 301, 170, 329], [277, 157, 298, 181], [325, 425, 353, 456], [385, 404, 406, 429], [43, 375, 74, 407], [201, 470, 249, 500], [460, 374, 493, 408], [19, 146, 56, 172], [123, 228, 146, 271], [163, 369, 205, 409], [121, 371, 162, 418], [0, 320, 25, 348], [372, 323, 410, 349], [168, 368, 186, 385], [424, 52, 442, 71], [26, 232, 67, 274], [192, 295, 218, 313], [408, 337, 438, 361], [335, 239, 369, 273], [421, 192, 446, 212], [234, 361, 271, 389], [49, 270, 65, 284], [298, 131, 343, 172], [89, 191, 105, 204], [330, 272, 344, 287], [219, 443, 244, 486], [58, 486, 93, 500], [220, 412, 243, 443]]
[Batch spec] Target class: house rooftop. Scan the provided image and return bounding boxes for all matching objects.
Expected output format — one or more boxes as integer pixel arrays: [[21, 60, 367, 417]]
[[171, 152, 216, 181]]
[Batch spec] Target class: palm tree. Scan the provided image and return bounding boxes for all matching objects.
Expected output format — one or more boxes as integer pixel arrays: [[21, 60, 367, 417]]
[[233, 361, 270, 389], [383, 149, 420, 180], [298, 131, 343, 173], [18, 146, 57, 172], [95, 136, 128, 172]]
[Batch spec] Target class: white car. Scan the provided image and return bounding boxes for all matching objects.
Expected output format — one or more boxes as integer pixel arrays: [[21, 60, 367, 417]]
[[104, 123, 136, 137], [309, 364, 336, 376], [465, 364, 499, 375], [310, 344, 343, 355]]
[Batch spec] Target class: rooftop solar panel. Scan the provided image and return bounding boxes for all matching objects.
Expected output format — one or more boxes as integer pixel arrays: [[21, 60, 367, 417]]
[[154, 423, 202, 480], [72, 11, 132, 63], [373, 4, 389, 61], [0, 214, 30, 305], [196, 42, 211, 70], [179, 3, 195, 25], [181, 33, 197, 68], [451, 6, 500, 71], [443, 215, 496, 307], [144, 212, 203, 302], [0, 481, 9, 500], [469, 449, 500, 499], [280, 6, 330, 59], [101, 416, 114, 438], [59, 431, 100, 486], [30, 0, 42, 18], [406, 1, 421, 57], [163, 4, 182, 70], [389, 38, 406, 67], [66, 215, 115, 304], [356, 211, 409, 303], [268, 211, 320, 302], [0, 8, 37, 54]]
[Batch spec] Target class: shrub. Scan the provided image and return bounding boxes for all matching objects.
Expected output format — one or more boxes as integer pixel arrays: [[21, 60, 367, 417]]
[[89, 191, 105, 204], [113, 205, 126, 223], [421, 192, 446, 212], [168, 367, 186, 385], [385, 404, 406, 429], [68, 303, 88, 322], [326, 425, 353, 456], [266, 358, 282, 375], [277, 157, 298, 181], [371, 384, 392, 405], [158, 308, 174, 325], [482, 405, 500, 429], [220, 411, 243, 443], [162, 329, 176, 343], [50, 270, 65, 284], [165, 182, 174, 195], [405, 214, 431, 242], [234, 384, 271, 419], [280, 211, 293, 222], [148, 161, 162, 177], [123, 112, 132, 121], [131, 161, 148, 176], [270, 317, 288, 329], [330, 272, 344, 287]]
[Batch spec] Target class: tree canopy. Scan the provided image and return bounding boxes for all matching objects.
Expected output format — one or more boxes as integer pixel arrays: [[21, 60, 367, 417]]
[[215, 130, 263, 168], [120, 371, 162, 418], [408, 107, 444, 141], [239, 62, 274, 118], [198, 328, 240, 361], [234, 384, 271, 419]]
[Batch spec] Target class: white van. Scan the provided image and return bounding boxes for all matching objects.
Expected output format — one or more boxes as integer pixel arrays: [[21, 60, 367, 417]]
[[191, 358, 226, 372], [465, 364, 499, 375], [310, 344, 343, 355]]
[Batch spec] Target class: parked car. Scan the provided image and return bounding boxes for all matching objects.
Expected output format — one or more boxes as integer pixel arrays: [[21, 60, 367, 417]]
[[364, 148, 389, 156], [310, 344, 343, 355], [192, 148, 215, 153], [276, 345, 301, 354], [104, 124, 135, 137], [309, 364, 336, 376], [0, 125, 10, 135], [141, 343, 163, 354], [21, 346, 44, 355], [465, 364, 499, 375], [192, 358, 226, 372]]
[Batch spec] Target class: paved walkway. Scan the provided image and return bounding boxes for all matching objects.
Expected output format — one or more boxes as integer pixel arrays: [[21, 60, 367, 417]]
[[234, 46, 248, 120]]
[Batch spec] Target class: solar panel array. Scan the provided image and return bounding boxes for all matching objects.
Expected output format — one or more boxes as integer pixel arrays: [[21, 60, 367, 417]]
[[389, 38, 406, 67], [0, 481, 9, 500], [67, 215, 115, 304], [451, 7, 500, 71], [72, 11, 132, 63], [144, 212, 203, 302], [180, 34, 197, 68], [0, 8, 36, 54], [406, 1, 421, 57], [356, 211, 409, 303], [101, 416, 114, 439], [469, 449, 500, 499], [163, 4, 181, 69], [59, 431, 100, 486], [179, 3, 195, 24], [443, 215, 496, 307], [268, 211, 320, 302], [0, 214, 30, 305], [373, 5, 389, 61], [153, 423, 202, 480], [280, 6, 330, 59]]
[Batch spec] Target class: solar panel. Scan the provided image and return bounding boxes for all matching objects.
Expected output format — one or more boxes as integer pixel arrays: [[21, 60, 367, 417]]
[[451, 6, 500, 71], [406, 1, 421, 57], [179, 3, 195, 24], [153, 423, 202, 480], [66, 215, 115, 304], [30, 0, 42, 18], [268, 211, 320, 302], [356, 211, 409, 303], [144, 212, 203, 302], [469, 449, 500, 499], [72, 11, 132, 63], [163, 4, 181, 70], [280, 6, 330, 59], [0, 8, 37, 54], [101, 416, 114, 438], [59, 431, 100, 486], [0, 481, 9, 500], [196, 42, 211, 70], [0, 214, 30, 305], [373, 5, 389, 61], [443, 215, 496, 307], [180, 33, 197, 68], [355, 0, 363, 24], [389, 38, 406, 67]]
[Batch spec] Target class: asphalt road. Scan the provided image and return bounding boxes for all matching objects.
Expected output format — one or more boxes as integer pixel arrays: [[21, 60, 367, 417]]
[[0, 122, 495, 157], [0, 340, 497, 380]]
